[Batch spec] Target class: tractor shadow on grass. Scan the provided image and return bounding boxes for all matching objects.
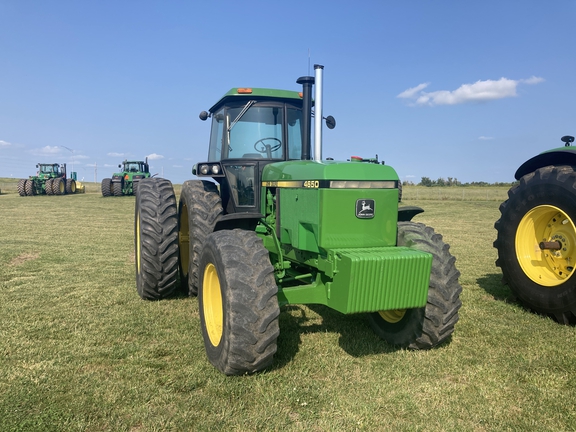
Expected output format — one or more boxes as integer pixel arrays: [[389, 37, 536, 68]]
[[272, 304, 453, 370], [476, 272, 517, 304]]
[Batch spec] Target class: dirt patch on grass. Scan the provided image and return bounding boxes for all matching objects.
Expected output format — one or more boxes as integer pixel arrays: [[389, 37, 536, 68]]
[[9, 252, 40, 266]]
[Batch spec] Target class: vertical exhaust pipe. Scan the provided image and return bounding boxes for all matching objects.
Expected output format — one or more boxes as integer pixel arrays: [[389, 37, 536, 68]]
[[313, 64, 324, 162], [297, 75, 314, 160]]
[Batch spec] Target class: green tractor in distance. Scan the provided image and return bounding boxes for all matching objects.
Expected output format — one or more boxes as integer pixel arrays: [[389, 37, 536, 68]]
[[494, 135, 576, 324], [17, 163, 78, 196], [101, 159, 150, 197], [134, 66, 462, 375]]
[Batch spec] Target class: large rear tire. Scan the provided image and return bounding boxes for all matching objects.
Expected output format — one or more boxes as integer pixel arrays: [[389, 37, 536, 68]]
[[113, 180, 123, 196], [25, 180, 36, 196], [17, 179, 27, 196], [198, 230, 280, 375], [45, 179, 54, 195], [66, 178, 76, 194], [134, 178, 179, 300], [101, 178, 112, 197], [178, 180, 222, 296], [494, 165, 576, 324], [52, 178, 65, 195], [368, 221, 462, 349]]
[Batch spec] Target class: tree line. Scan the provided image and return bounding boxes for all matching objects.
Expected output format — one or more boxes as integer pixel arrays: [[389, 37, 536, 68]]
[[404, 177, 517, 187]]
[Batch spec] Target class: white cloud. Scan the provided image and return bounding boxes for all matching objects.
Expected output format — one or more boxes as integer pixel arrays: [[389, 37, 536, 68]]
[[147, 153, 164, 160], [30, 145, 62, 156], [397, 83, 430, 99], [522, 76, 545, 85], [478, 136, 494, 140], [0, 140, 11, 147], [172, 165, 184, 168], [108, 152, 125, 157], [398, 76, 544, 106]]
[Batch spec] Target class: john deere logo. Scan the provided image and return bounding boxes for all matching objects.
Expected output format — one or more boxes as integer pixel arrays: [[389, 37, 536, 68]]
[[356, 199, 375, 219]]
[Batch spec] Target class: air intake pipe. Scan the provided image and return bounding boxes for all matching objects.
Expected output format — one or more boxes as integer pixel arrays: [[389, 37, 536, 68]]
[[313, 64, 324, 162]]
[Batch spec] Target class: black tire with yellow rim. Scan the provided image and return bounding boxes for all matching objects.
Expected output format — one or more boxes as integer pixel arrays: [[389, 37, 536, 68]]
[[368, 221, 462, 349], [134, 177, 179, 300], [178, 180, 222, 296], [494, 165, 576, 324], [198, 229, 280, 375], [52, 178, 65, 195]]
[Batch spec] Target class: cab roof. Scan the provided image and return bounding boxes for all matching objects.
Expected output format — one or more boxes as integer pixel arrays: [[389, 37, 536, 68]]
[[209, 87, 303, 113]]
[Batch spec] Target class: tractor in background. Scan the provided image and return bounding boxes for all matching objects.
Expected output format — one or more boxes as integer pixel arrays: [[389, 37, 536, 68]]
[[134, 66, 462, 375], [494, 135, 576, 324], [17, 163, 84, 196], [101, 159, 150, 197]]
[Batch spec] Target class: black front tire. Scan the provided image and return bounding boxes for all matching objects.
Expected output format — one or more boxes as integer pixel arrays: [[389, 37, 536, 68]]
[[101, 178, 112, 197], [368, 221, 462, 349], [198, 230, 280, 375], [17, 179, 27, 196], [494, 165, 576, 324], [134, 178, 180, 300], [178, 180, 222, 296]]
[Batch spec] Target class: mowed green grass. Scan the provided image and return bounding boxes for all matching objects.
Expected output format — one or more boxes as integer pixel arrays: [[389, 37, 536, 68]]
[[1, 183, 575, 431]]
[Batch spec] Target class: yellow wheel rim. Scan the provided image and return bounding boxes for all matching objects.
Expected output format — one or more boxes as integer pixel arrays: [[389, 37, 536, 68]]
[[203, 263, 223, 346], [516, 205, 575, 287], [378, 309, 406, 324], [178, 204, 189, 278], [136, 211, 141, 274]]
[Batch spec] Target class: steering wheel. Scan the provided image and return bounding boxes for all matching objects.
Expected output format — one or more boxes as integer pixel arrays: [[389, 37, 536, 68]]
[[254, 137, 282, 158]]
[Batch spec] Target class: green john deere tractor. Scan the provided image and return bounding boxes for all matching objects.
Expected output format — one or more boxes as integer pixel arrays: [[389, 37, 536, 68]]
[[101, 159, 150, 197], [494, 134, 576, 324], [134, 65, 462, 375], [17, 163, 80, 196]]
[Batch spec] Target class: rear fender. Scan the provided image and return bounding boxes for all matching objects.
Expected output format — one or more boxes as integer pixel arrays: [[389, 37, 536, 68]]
[[398, 206, 424, 222], [515, 148, 576, 179]]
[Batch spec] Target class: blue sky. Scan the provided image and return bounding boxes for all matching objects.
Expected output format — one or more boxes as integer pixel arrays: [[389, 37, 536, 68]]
[[1, 1, 575, 184]]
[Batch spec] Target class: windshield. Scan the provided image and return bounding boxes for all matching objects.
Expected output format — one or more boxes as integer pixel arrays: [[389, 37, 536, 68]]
[[124, 162, 142, 172], [207, 102, 303, 161], [40, 165, 56, 174]]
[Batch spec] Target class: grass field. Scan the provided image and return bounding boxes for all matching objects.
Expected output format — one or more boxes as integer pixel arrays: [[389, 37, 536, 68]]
[[1, 181, 575, 431]]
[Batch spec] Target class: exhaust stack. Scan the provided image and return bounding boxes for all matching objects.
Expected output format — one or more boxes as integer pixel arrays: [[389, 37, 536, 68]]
[[296, 75, 314, 161], [313, 64, 324, 162]]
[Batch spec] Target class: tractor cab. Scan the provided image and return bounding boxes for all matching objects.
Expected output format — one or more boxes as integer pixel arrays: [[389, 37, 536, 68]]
[[196, 88, 305, 215], [121, 161, 149, 174], [36, 163, 64, 178]]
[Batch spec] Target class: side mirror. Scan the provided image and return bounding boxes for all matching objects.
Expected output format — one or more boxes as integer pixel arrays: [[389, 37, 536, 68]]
[[561, 135, 575, 147], [199, 111, 209, 121], [325, 115, 336, 130]]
